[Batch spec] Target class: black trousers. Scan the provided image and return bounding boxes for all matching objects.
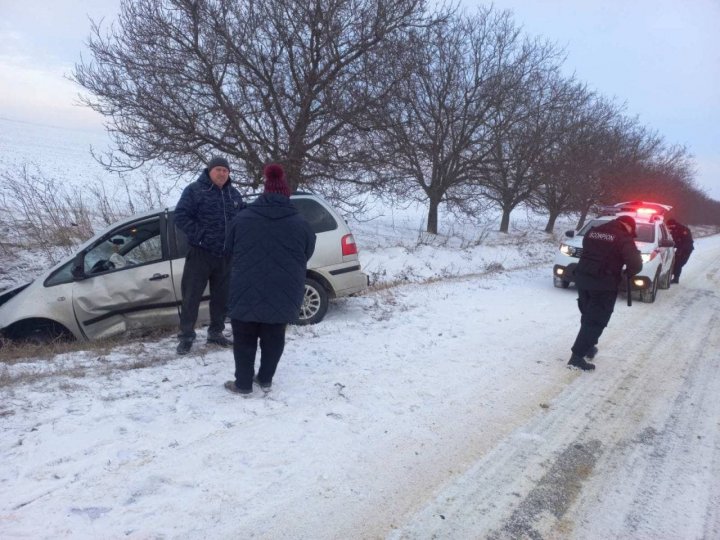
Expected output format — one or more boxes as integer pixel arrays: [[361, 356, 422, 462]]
[[673, 248, 692, 281], [231, 320, 286, 391], [571, 288, 617, 357], [178, 246, 230, 341]]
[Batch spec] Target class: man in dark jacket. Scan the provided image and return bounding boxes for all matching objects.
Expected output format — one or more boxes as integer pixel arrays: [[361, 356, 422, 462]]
[[175, 156, 245, 355], [666, 218, 694, 284], [568, 215, 643, 371], [224, 163, 316, 395]]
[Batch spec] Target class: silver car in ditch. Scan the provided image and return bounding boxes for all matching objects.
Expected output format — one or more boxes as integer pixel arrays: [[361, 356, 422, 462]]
[[0, 192, 368, 342]]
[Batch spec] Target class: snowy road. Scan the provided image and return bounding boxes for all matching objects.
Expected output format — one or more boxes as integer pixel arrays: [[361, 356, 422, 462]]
[[1, 235, 719, 539], [395, 235, 720, 539]]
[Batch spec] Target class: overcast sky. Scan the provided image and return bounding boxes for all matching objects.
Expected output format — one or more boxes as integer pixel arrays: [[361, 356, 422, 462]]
[[0, 0, 718, 198]]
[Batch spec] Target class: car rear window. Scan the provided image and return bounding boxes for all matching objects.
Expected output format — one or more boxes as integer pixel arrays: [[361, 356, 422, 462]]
[[635, 223, 655, 243], [292, 198, 338, 233], [580, 219, 655, 243]]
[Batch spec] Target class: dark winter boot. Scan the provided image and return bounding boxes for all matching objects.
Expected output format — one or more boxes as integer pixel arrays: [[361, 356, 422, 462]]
[[585, 346, 599, 359], [176, 340, 193, 355], [224, 381, 252, 395], [254, 375, 272, 392], [207, 334, 233, 347], [568, 354, 595, 371]]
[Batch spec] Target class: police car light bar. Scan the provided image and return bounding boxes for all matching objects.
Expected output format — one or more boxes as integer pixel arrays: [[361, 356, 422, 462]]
[[595, 201, 673, 220], [613, 201, 672, 214]]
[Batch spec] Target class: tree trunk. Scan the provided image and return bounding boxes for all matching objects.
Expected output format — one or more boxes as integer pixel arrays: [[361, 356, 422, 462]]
[[283, 156, 302, 193], [426, 196, 440, 234], [499, 208, 511, 233], [427, 198, 440, 234], [544, 211, 559, 233], [576, 205, 591, 230]]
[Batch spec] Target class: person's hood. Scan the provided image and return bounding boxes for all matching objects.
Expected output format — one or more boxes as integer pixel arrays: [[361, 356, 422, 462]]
[[247, 193, 298, 220]]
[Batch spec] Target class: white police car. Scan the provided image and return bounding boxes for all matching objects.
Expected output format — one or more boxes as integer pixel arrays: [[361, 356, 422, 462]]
[[553, 201, 676, 303]]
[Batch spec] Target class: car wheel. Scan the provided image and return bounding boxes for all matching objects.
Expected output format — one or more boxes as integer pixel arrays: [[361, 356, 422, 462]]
[[640, 273, 659, 303], [7, 320, 73, 345], [295, 278, 329, 325]]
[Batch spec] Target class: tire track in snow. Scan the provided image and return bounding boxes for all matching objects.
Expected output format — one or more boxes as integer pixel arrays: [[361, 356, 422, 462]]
[[393, 239, 720, 539]]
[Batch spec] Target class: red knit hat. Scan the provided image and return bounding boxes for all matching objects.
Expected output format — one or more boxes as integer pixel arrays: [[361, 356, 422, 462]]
[[263, 163, 291, 197]]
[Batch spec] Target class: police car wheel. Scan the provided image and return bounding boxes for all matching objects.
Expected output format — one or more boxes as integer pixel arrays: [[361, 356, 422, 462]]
[[640, 273, 658, 303], [658, 267, 672, 290]]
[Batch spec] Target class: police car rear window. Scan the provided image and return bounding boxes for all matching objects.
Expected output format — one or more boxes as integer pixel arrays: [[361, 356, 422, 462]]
[[580, 219, 655, 243], [635, 224, 654, 243]]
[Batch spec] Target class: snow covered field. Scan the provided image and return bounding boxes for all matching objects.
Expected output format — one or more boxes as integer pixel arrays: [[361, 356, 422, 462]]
[[2, 119, 720, 538]]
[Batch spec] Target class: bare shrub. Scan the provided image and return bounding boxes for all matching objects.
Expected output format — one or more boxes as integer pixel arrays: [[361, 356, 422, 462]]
[[0, 163, 177, 269], [0, 164, 94, 262], [86, 169, 179, 227]]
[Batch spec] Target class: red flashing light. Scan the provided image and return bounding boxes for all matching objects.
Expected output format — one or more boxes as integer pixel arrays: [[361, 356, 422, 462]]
[[636, 208, 657, 215], [341, 234, 358, 256]]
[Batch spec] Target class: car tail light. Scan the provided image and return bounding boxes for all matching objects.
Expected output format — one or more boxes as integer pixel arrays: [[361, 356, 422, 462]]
[[341, 234, 358, 256]]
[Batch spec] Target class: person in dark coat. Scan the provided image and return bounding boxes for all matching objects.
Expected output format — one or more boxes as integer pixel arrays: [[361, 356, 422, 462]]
[[224, 163, 316, 395], [666, 218, 694, 284], [568, 215, 643, 371], [175, 156, 245, 355]]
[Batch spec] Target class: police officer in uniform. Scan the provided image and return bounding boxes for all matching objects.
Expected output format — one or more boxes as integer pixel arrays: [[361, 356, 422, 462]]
[[568, 215, 643, 371], [666, 218, 694, 284]]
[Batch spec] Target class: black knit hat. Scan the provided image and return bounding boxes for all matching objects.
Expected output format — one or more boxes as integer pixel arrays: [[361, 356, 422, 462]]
[[263, 163, 291, 197], [207, 156, 230, 171], [616, 215, 636, 236]]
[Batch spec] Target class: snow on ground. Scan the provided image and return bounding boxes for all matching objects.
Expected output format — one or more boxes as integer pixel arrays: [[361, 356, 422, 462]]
[[1, 202, 719, 538], [2, 119, 720, 538], [0, 117, 113, 190]]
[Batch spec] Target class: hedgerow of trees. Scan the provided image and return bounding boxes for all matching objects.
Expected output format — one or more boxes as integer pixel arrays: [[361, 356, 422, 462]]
[[62, 0, 720, 231], [6, 0, 716, 266]]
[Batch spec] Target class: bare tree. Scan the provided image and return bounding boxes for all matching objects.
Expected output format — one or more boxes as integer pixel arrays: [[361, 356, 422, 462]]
[[74, 0, 434, 196], [477, 51, 569, 233], [585, 118, 665, 218], [366, 7, 538, 234], [531, 91, 621, 233]]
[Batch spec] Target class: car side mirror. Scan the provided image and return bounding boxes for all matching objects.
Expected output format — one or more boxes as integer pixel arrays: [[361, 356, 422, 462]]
[[660, 239, 675, 248], [71, 254, 87, 280], [564, 230, 575, 238]]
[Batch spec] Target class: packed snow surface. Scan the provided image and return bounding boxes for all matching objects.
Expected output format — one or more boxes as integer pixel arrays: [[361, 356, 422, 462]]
[[2, 225, 719, 539]]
